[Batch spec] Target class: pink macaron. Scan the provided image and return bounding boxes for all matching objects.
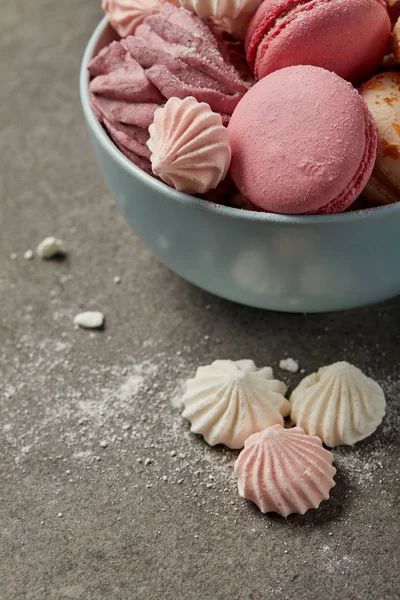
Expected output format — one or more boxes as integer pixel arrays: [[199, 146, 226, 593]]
[[227, 65, 377, 215], [245, 0, 391, 83]]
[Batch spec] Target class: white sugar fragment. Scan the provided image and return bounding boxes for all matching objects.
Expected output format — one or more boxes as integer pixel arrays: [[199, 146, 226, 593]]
[[279, 358, 299, 373], [36, 237, 65, 259], [73, 311, 105, 330]]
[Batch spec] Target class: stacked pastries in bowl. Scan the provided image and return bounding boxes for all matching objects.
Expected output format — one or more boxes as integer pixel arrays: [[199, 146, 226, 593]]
[[89, 0, 400, 214]]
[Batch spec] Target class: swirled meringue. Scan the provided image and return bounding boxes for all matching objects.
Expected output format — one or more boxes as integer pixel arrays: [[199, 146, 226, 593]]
[[102, 0, 180, 37], [147, 97, 231, 194], [290, 362, 386, 447], [125, 4, 251, 119], [234, 424, 336, 516], [181, 359, 290, 449], [180, 0, 260, 20], [88, 40, 164, 171]]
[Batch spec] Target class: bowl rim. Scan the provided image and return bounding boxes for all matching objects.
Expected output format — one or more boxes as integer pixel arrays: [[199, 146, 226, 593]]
[[80, 16, 400, 225]]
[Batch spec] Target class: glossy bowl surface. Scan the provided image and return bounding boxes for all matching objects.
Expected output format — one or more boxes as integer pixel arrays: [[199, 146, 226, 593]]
[[80, 18, 400, 312]]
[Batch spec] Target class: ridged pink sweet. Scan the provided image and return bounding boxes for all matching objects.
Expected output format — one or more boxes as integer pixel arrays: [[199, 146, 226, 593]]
[[234, 424, 336, 516], [102, 0, 180, 37], [125, 4, 251, 120], [147, 97, 231, 194], [88, 40, 164, 171]]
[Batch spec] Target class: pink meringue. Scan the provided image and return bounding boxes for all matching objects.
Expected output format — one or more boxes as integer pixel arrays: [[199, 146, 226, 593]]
[[234, 425, 336, 516], [89, 5, 250, 175], [147, 97, 231, 194], [102, 0, 180, 38], [125, 4, 251, 120], [88, 41, 164, 171]]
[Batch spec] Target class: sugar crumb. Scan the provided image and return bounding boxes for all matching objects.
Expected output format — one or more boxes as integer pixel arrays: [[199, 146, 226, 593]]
[[279, 358, 299, 373]]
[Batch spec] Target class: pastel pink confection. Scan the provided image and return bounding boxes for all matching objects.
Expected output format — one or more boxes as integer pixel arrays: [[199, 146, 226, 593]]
[[88, 41, 164, 171], [245, 0, 391, 83], [228, 65, 377, 214], [234, 424, 336, 516], [102, 0, 180, 37], [124, 4, 251, 122], [147, 97, 231, 194]]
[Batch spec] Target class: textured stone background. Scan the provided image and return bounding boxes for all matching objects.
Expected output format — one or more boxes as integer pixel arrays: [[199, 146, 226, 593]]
[[1, 1, 399, 599]]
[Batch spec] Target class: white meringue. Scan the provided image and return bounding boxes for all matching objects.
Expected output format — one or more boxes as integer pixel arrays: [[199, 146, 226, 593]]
[[147, 97, 231, 194], [181, 359, 290, 449], [180, 0, 260, 20], [234, 424, 336, 516], [290, 362, 386, 447], [211, 14, 253, 40]]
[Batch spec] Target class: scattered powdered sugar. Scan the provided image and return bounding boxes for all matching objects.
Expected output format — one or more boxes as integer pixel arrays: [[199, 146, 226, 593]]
[[318, 545, 357, 575], [74, 360, 158, 427], [334, 448, 377, 487], [331, 375, 399, 490], [1, 331, 398, 524], [0, 335, 238, 516], [169, 379, 186, 409]]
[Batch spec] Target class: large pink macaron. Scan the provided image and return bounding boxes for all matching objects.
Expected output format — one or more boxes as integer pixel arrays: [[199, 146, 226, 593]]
[[228, 66, 377, 215], [246, 0, 391, 83]]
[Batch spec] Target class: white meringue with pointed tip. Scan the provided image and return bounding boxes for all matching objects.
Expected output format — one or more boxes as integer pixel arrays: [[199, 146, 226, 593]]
[[102, 0, 180, 37], [235, 425, 336, 516], [180, 0, 260, 20], [290, 362, 386, 447], [180, 0, 260, 39], [147, 96, 231, 194], [211, 14, 253, 40], [181, 359, 290, 449]]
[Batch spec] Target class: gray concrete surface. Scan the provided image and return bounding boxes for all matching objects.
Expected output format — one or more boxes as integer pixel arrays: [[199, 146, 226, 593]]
[[1, 1, 399, 598]]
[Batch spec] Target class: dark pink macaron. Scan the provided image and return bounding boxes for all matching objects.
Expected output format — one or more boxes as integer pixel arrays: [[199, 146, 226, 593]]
[[246, 0, 391, 83], [228, 66, 377, 215]]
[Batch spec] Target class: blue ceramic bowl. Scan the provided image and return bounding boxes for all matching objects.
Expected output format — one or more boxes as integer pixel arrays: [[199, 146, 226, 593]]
[[80, 17, 400, 313]]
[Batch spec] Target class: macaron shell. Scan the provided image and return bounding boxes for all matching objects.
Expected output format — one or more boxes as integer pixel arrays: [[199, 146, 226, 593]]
[[320, 102, 377, 213], [360, 71, 400, 205], [228, 66, 377, 214], [246, 0, 391, 83]]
